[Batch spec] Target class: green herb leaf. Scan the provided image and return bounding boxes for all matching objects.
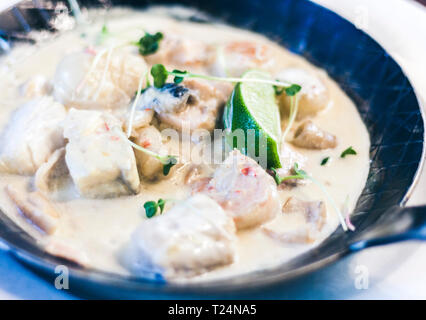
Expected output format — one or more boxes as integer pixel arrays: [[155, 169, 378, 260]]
[[172, 69, 188, 84], [101, 24, 108, 35], [144, 201, 158, 218], [285, 84, 302, 97], [293, 163, 308, 177], [321, 157, 330, 166], [97, 24, 110, 44], [271, 163, 307, 185], [137, 31, 163, 56], [340, 146, 357, 158], [158, 198, 166, 213], [143, 199, 168, 218], [163, 156, 178, 176], [151, 64, 168, 88]]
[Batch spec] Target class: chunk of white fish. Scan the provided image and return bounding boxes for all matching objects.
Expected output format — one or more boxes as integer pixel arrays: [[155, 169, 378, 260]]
[[63, 108, 140, 198], [0, 97, 66, 175], [123, 194, 236, 278]]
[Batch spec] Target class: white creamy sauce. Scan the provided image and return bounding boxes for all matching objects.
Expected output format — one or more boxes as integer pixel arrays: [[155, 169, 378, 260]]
[[0, 7, 370, 282]]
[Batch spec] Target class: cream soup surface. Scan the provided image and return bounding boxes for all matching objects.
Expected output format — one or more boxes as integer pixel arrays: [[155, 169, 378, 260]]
[[0, 7, 370, 282]]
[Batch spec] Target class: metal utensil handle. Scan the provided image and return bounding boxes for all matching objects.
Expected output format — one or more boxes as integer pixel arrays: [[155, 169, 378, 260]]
[[349, 205, 426, 252]]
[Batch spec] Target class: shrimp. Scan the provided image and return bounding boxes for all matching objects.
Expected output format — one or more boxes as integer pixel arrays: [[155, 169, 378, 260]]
[[197, 150, 280, 230], [276, 68, 330, 120], [145, 35, 213, 69], [133, 125, 169, 180], [210, 41, 275, 77]]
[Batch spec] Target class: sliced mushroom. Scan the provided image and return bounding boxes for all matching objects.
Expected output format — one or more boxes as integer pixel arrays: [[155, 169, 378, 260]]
[[5, 185, 59, 235], [282, 196, 327, 231], [35, 148, 69, 194], [263, 196, 327, 244], [292, 120, 337, 150]]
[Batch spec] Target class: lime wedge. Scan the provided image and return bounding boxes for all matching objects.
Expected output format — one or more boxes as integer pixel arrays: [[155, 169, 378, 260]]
[[223, 70, 282, 168]]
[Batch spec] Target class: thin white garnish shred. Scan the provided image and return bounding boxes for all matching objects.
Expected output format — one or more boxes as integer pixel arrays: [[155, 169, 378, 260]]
[[308, 176, 348, 231], [127, 70, 148, 137], [92, 46, 114, 100], [75, 48, 108, 96], [282, 94, 300, 142]]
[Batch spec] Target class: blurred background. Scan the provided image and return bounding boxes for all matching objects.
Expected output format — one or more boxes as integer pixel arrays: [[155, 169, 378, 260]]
[[0, 0, 425, 299]]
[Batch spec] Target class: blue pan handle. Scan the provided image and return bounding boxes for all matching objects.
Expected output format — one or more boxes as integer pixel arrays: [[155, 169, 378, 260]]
[[349, 205, 426, 251]]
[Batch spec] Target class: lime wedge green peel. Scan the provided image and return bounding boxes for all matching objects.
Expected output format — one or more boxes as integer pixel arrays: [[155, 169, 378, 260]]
[[223, 70, 282, 169]]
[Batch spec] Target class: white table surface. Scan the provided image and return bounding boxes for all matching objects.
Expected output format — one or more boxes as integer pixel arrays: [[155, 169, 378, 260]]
[[0, 0, 426, 300]]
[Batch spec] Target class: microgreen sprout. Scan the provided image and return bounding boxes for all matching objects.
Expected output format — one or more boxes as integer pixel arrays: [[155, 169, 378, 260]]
[[151, 64, 168, 88], [126, 70, 148, 137], [127, 139, 178, 176], [271, 163, 307, 185], [136, 31, 164, 56], [97, 24, 110, 45], [150, 64, 301, 91], [281, 93, 300, 142], [172, 69, 187, 84], [272, 163, 348, 231], [143, 198, 167, 218], [340, 146, 357, 158], [321, 157, 330, 166]]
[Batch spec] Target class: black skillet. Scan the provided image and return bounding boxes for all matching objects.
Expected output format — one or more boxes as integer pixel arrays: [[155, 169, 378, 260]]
[[0, 0, 425, 298]]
